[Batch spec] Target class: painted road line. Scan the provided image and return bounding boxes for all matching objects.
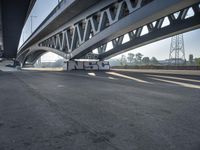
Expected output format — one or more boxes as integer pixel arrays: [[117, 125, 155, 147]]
[[108, 76, 118, 80], [65, 72, 119, 81], [147, 74, 200, 83], [87, 72, 118, 80], [22, 67, 64, 71], [149, 77, 200, 89], [88, 72, 96, 76], [112, 69, 200, 76], [106, 72, 149, 83]]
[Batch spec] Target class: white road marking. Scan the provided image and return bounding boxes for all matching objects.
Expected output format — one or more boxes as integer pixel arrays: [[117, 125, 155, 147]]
[[112, 69, 200, 76], [22, 67, 64, 71], [147, 74, 200, 83], [106, 72, 149, 83], [88, 72, 96, 76], [87, 72, 118, 80], [57, 85, 65, 88], [108, 76, 118, 80], [65, 72, 118, 81], [149, 77, 200, 89]]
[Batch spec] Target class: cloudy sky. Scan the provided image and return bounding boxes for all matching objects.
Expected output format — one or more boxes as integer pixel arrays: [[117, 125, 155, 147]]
[[19, 0, 200, 61]]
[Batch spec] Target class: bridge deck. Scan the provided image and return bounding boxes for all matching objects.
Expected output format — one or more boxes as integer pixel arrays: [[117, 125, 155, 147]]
[[0, 70, 200, 150]]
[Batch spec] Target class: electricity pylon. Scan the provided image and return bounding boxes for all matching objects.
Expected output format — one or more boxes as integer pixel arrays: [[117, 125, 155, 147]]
[[169, 34, 186, 65]]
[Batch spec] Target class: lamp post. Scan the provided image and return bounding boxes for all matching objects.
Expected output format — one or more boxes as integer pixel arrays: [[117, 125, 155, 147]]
[[30, 15, 37, 34], [22, 32, 24, 43]]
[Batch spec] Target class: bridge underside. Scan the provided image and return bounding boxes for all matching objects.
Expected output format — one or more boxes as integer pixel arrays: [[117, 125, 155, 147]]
[[97, 2, 200, 60], [17, 0, 200, 66], [0, 0, 35, 58]]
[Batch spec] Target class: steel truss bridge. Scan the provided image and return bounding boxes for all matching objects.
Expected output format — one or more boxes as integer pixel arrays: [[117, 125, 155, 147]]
[[17, 0, 200, 67]]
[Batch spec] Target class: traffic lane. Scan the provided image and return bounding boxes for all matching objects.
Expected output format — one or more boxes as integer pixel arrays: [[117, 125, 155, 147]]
[[108, 70, 200, 85], [15, 71, 200, 150], [0, 72, 117, 150]]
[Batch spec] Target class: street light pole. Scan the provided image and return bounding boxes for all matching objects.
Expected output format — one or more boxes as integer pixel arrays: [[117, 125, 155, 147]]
[[30, 15, 37, 34], [22, 32, 25, 42]]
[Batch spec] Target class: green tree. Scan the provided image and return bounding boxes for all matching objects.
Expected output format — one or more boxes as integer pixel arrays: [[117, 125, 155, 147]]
[[142, 57, 150, 65], [135, 53, 143, 64], [150, 57, 159, 65], [119, 55, 127, 66], [194, 58, 200, 66], [127, 53, 135, 64], [189, 54, 194, 65]]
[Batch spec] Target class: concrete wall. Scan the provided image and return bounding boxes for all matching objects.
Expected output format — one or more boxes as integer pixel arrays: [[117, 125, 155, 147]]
[[64, 61, 110, 71]]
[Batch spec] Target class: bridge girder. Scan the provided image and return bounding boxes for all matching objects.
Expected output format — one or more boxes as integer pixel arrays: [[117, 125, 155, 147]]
[[97, 3, 200, 59], [17, 0, 200, 66]]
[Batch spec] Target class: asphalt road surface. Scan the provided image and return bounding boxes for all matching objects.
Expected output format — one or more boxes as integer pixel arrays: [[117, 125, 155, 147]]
[[0, 70, 200, 150]]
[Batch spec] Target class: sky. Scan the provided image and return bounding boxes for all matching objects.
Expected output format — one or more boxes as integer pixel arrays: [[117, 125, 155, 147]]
[[112, 28, 200, 60], [19, 0, 200, 61], [19, 0, 59, 46], [19, 0, 60, 61]]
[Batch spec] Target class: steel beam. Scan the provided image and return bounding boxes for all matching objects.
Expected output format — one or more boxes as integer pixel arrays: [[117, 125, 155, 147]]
[[17, 0, 200, 65], [98, 3, 200, 59], [71, 0, 200, 59]]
